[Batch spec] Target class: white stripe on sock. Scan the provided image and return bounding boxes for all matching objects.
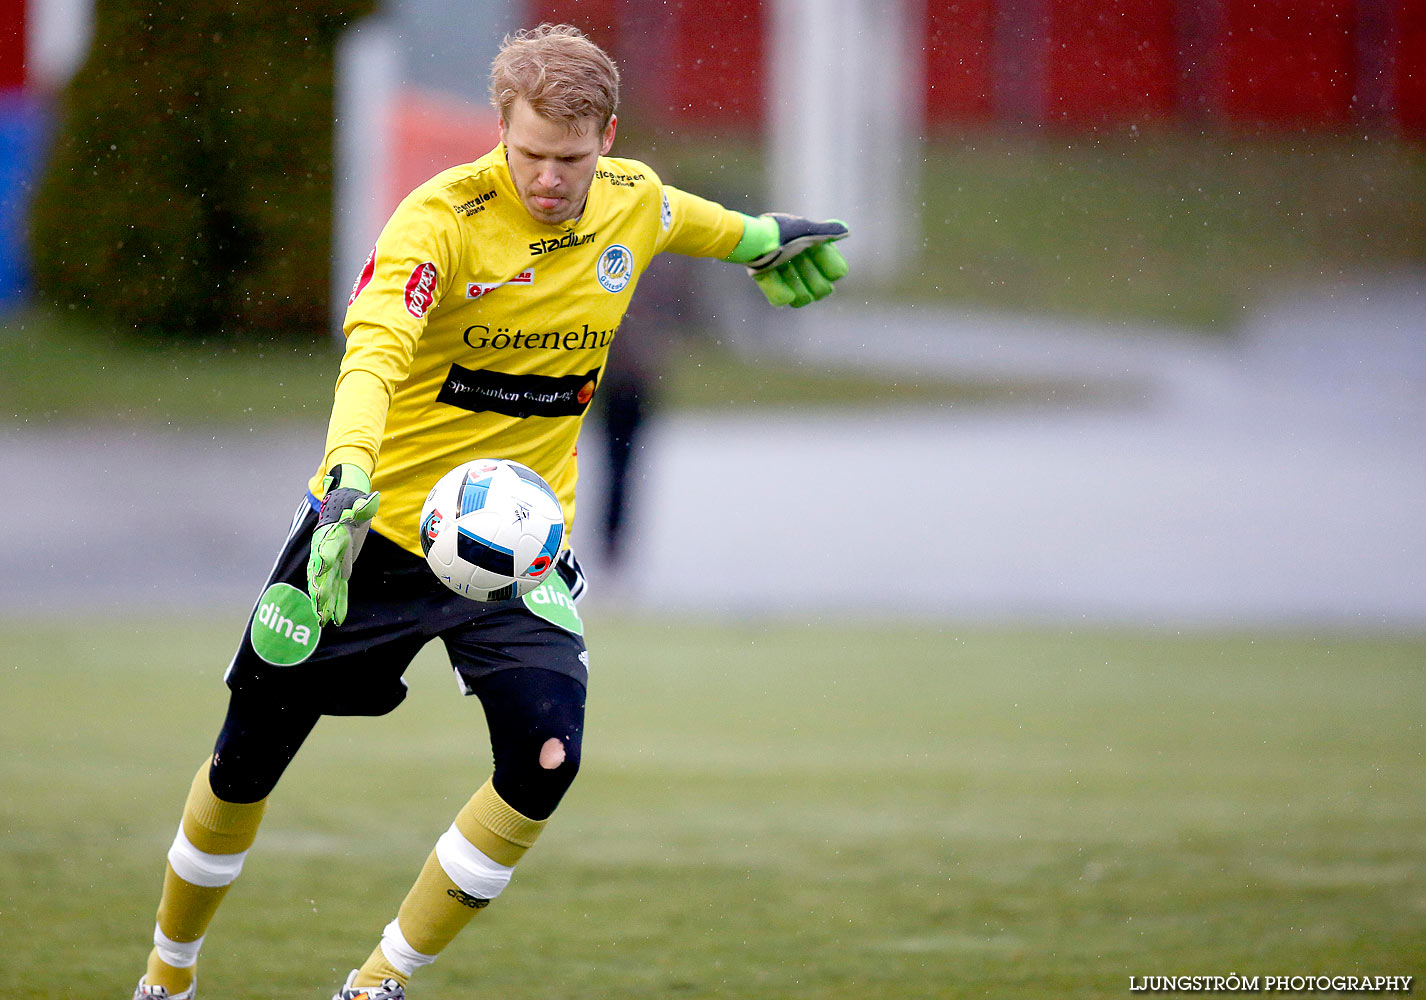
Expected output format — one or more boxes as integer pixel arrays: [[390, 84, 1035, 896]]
[[153, 923, 204, 968], [379, 917, 438, 976], [434, 824, 514, 900], [167, 825, 247, 888]]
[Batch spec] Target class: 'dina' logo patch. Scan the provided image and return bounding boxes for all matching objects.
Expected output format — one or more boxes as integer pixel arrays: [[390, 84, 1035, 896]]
[[596, 244, 633, 293], [249, 582, 321, 666], [523, 573, 584, 636]]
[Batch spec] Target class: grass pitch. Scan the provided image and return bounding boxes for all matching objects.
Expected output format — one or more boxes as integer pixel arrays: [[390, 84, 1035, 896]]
[[1, 617, 1422, 998], [0, 308, 1043, 427]]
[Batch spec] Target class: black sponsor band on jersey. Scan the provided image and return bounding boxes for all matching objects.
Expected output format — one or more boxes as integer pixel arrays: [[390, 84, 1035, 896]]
[[436, 364, 600, 419]]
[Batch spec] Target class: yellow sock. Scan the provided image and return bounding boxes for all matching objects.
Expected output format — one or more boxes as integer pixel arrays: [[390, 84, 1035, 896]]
[[144, 761, 267, 993], [353, 780, 546, 987]]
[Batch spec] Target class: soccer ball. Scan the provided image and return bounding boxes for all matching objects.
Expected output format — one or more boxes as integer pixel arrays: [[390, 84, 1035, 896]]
[[419, 458, 565, 601]]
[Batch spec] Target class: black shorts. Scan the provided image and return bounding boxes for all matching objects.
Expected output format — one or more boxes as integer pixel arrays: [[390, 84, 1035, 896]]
[[224, 496, 589, 717]]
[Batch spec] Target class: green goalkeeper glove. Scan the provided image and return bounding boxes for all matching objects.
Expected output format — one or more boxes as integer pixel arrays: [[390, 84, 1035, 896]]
[[726, 213, 850, 307], [307, 463, 380, 626]]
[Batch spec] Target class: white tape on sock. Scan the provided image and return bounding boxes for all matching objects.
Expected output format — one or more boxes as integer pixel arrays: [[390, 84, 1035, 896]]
[[167, 825, 247, 888], [434, 824, 514, 900], [379, 917, 438, 976], [153, 923, 204, 968]]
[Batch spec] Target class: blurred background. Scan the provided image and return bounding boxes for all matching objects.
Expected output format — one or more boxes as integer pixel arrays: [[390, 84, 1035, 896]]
[[3, 5, 1425, 994], [1, 0, 1423, 625]]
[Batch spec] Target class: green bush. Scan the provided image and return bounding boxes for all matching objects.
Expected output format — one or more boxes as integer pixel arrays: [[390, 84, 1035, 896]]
[[28, 0, 374, 338]]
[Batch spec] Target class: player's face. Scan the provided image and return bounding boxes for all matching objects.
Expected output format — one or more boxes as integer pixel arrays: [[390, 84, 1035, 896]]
[[500, 97, 616, 226]]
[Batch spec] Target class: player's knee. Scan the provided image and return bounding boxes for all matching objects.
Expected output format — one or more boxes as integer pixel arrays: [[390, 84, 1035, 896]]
[[539, 737, 566, 769], [492, 732, 580, 821], [536, 732, 581, 787]]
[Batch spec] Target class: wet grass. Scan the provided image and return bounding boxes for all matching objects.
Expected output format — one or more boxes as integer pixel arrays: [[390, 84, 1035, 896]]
[[907, 130, 1426, 329], [2, 616, 1423, 997], [0, 308, 342, 429], [0, 307, 1087, 427], [664, 128, 1426, 330]]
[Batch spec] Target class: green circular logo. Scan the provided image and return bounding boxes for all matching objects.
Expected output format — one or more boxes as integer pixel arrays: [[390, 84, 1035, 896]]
[[249, 583, 321, 666], [522, 573, 583, 636]]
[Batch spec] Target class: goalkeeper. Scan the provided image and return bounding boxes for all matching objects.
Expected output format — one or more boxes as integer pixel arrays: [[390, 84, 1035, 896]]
[[131, 23, 848, 1000]]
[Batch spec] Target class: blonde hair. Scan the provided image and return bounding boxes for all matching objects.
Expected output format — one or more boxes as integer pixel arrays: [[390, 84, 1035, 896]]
[[490, 23, 620, 131]]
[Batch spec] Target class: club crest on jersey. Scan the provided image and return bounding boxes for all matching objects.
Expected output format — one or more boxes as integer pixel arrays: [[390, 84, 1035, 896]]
[[596, 244, 633, 293], [404, 261, 438, 317], [467, 269, 533, 299]]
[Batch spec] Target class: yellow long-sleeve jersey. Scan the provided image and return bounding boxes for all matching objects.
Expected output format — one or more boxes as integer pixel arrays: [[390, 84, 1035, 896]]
[[310, 145, 746, 557]]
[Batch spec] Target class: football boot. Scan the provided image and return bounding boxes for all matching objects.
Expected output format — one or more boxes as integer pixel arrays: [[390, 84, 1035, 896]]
[[333, 970, 405, 1000], [132, 979, 195, 1000]]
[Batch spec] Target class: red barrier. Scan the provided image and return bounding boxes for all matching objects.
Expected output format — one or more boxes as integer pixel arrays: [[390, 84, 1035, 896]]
[[1398, 0, 1426, 133], [1217, 0, 1356, 125], [1, 0, 23, 90], [1046, 0, 1177, 125], [526, 0, 620, 46], [663, 3, 765, 129], [527, 0, 763, 131], [925, 0, 996, 124], [526, 0, 1421, 137]]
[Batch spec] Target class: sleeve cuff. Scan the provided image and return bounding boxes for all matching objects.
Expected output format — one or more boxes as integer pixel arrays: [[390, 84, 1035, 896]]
[[724, 213, 780, 264]]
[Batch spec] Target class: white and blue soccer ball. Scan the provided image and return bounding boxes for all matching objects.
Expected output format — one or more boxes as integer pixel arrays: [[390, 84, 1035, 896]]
[[420, 458, 564, 601]]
